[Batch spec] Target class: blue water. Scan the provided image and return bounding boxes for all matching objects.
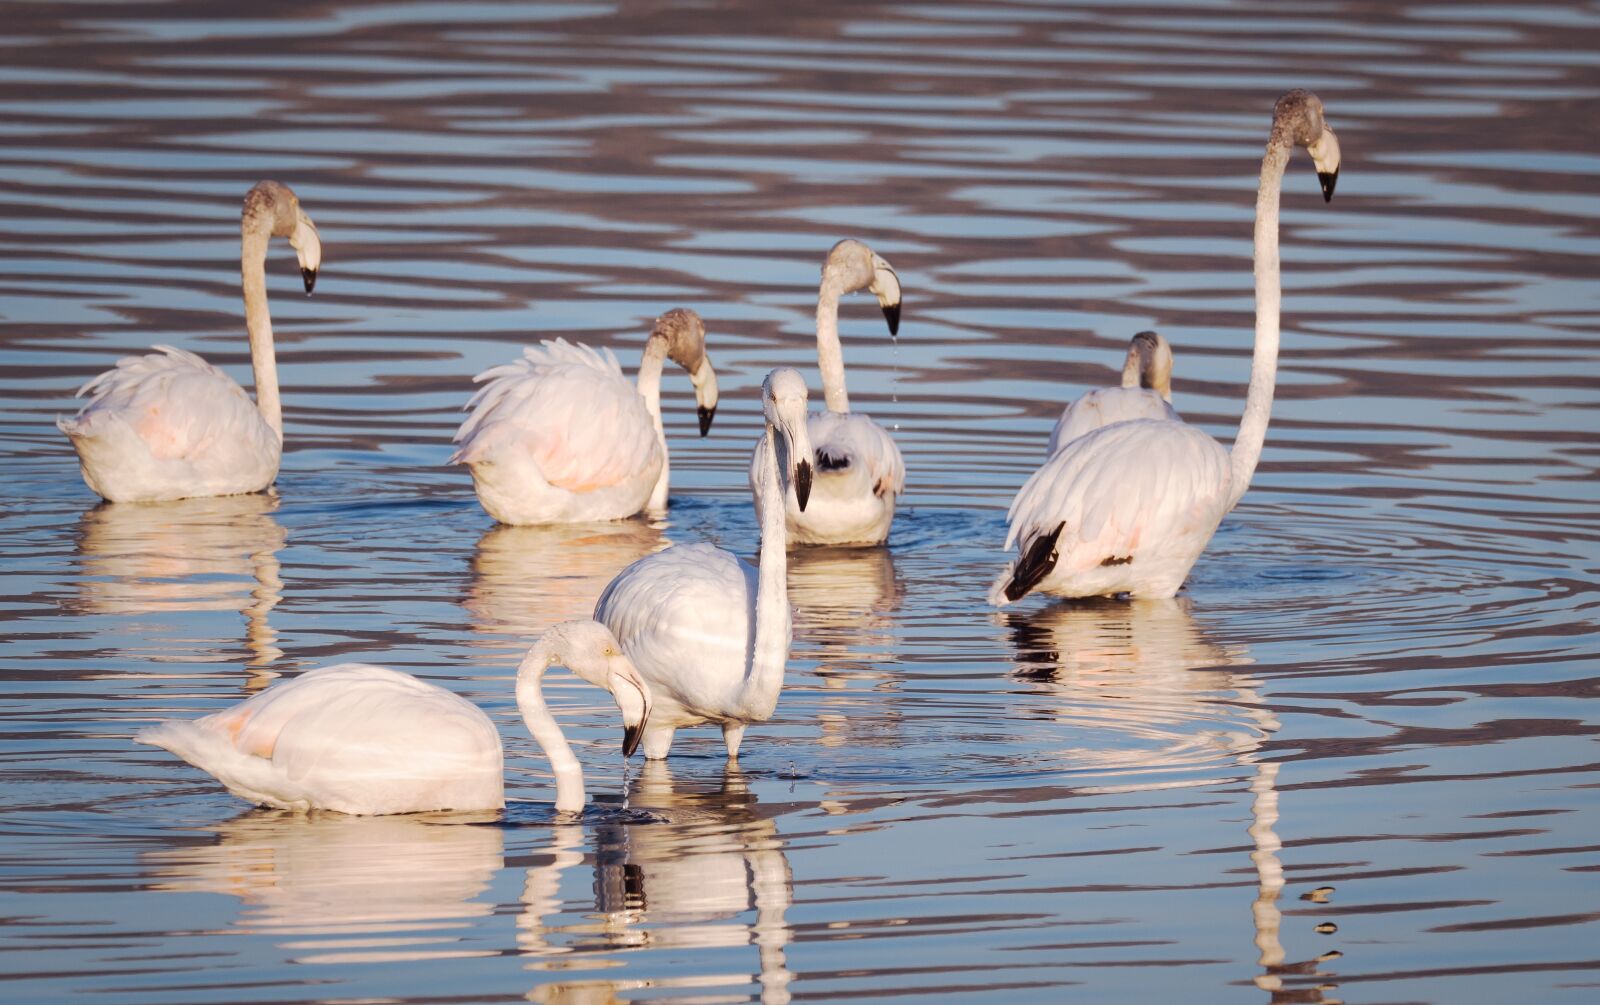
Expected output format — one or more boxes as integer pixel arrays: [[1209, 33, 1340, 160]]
[[1, 2, 1596, 1003]]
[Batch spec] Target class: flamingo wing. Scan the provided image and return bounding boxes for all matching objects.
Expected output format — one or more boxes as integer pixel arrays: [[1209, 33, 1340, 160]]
[[750, 410, 904, 500], [809, 410, 905, 497], [138, 664, 503, 814], [1001, 419, 1231, 597], [594, 543, 755, 715], [59, 345, 275, 463], [450, 339, 660, 494]]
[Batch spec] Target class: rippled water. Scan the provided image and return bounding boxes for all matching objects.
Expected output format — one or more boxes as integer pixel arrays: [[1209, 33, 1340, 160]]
[[3, 2, 1597, 1003]]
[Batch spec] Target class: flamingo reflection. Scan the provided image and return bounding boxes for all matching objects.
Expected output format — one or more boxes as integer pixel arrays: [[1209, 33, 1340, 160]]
[[788, 546, 904, 749], [74, 494, 286, 680], [143, 810, 503, 964], [1249, 761, 1344, 1003], [1003, 597, 1263, 788], [464, 520, 667, 653], [521, 762, 794, 1004], [1002, 599, 1340, 998]]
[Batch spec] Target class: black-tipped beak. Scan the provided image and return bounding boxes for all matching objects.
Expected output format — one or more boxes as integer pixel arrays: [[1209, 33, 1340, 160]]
[[1318, 170, 1338, 203], [795, 458, 813, 512], [301, 267, 317, 294], [881, 301, 901, 337], [697, 404, 715, 437], [623, 723, 643, 758]]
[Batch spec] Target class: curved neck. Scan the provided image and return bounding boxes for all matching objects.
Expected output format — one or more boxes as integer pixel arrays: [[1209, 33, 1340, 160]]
[[815, 278, 850, 414], [241, 227, 283, 442], [515, 656, 586, 813], [636, 336, 670, 511], [743, 418, 791, 717], [1227, 137, 1290, 512]]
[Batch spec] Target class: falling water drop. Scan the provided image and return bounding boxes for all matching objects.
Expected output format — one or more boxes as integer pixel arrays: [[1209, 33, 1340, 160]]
[[891, 334, 901, 432]]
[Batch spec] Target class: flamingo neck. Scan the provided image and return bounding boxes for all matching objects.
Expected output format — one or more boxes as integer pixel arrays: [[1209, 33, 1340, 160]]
[[1227, 135, 1290, 512], [636, 335, 670, 511], [744, 417, 791, 718], [240, 226, 283, 443], [815, 278, 850, 414], [1120, 353, 1141, 389], [515, 652, 586, 813]]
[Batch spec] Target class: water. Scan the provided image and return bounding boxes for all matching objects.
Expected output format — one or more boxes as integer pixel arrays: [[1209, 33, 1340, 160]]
[[2, 2, 1597, 1002]]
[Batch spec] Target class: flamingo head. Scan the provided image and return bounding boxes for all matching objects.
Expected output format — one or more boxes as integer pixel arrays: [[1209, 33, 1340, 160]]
[[1123, 331, 1174, 402], [291, 207, 321, 293], [824, 238, 903, 336], [655, 307, 719, 436], [1276, 90, 1341, 203], [527, 620, 653, 758], [763, 367, 813, 512], [245, 180, 321, 294]]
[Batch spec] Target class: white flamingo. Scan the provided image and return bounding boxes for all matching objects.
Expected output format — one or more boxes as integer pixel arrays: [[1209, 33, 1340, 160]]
[[136, 620, 651, 815], [750, 240, 903, 546], [58, 181, 320, 503], [597, 368, 815, 760], [991, 89, 1341, 605], [1047, 330, 1179, 453], [451, 308, 719, 524]]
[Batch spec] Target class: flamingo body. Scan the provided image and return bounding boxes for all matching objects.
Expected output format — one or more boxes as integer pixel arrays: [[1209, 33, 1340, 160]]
[[597, 542, 769, 729], [598, 367, 814, 761], [138, 664, 504, 815], [452, 340, 663, 524], [750, 410, 903, 546], [138, 620, 653, 815], [992, 419, 1232, 603], [1048, 387, 1179, 454], [1048, 331, 1178, 453], [58, 346, 281, 503]]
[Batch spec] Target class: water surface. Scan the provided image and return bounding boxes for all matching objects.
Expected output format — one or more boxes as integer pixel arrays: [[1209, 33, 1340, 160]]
[[2, 2, 1597, 1003]]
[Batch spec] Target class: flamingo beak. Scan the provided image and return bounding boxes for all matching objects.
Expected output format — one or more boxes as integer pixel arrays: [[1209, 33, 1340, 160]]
[[881, 302, 900, 337], [697, 404, 716, 437], [302, 268, 317, 294], [608, 661, 651, 759], [795, 458, 813, 512], [1318, 169, 1338, 202]]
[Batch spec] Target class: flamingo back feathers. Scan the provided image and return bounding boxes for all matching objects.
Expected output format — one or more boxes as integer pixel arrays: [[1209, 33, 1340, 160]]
[[450, 339, 660, 495], [996, 419, 1231, 602]]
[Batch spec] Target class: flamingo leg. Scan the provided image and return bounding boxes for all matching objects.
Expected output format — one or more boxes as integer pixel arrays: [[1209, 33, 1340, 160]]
[[722, 721, 747, 760], [642, 724, 676, 760]]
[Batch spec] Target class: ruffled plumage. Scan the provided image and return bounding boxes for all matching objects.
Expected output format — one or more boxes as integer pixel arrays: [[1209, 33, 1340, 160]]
[[57, 345, 280, 502]]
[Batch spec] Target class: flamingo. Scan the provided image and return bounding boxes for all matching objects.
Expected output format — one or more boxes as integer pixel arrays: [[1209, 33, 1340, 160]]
[[597, 367, 815, 760], [1047, 331, 1179, 453], [991, 89, 1341, 604], [451, 308, 719, 524], [57, 181, 320, 503], [136, 620, 651, 815], [750, 239, 903, 546]]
